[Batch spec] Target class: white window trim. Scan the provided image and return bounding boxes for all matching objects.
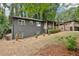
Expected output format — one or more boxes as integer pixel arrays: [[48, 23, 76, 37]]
[[36, 22, 41, 27], [18, 19, 26, 25]]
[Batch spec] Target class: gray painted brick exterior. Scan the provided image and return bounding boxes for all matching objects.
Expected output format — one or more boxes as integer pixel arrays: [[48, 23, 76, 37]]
[[12, 19, 44, 39]]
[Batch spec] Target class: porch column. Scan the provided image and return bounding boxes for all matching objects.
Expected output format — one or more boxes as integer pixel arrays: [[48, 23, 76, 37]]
[[44, 21, 48, 34], [63, 24, 65, 31], [72, 22, 75, 31], [52, 22, 55, 29], [54, 22, 57, 29]]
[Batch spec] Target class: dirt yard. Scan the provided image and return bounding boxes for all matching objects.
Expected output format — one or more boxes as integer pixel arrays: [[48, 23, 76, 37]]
[[0, 34, 50, 56], [34, 31, 79, 56], [0, 31, 79, 56]]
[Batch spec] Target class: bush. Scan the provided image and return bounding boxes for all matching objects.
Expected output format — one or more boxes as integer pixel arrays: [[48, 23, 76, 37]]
[[65, 36, 77, 51], [48, 29, 60, 34], [0, 16, 10, 39], [59, 36, 77, 51]]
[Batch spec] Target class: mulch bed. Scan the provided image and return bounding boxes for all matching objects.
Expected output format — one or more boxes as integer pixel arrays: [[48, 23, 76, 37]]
[[34, 44, 79, 56]]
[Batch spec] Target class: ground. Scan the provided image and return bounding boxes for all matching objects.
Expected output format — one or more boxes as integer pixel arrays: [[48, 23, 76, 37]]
[[0, 34, 49, 56], [0, 31, 79, 56]]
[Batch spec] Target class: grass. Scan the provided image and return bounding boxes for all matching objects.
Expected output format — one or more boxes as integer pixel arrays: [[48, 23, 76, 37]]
[[47, 31, 79, 44]]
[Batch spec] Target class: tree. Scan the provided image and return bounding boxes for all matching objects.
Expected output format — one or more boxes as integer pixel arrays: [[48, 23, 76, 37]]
[[0, 5, 10, 38], [21, 3, 59, 33], [75, 6, 79, 21], [0, 3, 59, 38], [55, 7, 77, 31]]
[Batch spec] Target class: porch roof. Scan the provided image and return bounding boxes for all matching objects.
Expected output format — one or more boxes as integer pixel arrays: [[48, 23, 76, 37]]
[[59, 20, 79, 25], [11, 16, 56, 23]]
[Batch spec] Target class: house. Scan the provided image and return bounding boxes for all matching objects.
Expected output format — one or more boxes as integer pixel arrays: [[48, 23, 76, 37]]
[[11, 16, 56, 39], [11, 16, 79, 39], [59, 20, 79, 31]]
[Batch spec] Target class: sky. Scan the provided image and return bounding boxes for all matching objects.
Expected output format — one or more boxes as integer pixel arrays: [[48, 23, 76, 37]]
[[5, 7, 10, 16], [56, 3, 79, 14]]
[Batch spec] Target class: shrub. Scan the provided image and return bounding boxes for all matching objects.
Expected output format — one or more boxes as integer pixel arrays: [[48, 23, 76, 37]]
[[65, 36, 77, 51], [59, 36, 77, 51], [0, 16, 10, 39], [48, 29, 60, 34]]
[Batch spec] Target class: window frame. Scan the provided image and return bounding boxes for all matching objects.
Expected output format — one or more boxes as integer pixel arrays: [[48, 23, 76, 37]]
[[18, 19, 26, 25], [36, 22, 41, 27]]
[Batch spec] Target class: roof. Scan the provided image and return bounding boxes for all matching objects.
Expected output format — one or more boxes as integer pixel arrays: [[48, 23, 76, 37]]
[[11, 16, 56, 22], [59, 20, 79, 25]]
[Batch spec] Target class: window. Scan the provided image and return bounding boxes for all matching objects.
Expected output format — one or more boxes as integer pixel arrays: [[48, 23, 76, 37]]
[[18, 19, 26, 25], [36, 22, 41, 27], [74, 27, 79, 31]]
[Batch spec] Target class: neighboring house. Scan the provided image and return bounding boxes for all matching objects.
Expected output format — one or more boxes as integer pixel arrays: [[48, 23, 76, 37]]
[[11, 16, 56, 39], [59, 20, 79, 31]]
